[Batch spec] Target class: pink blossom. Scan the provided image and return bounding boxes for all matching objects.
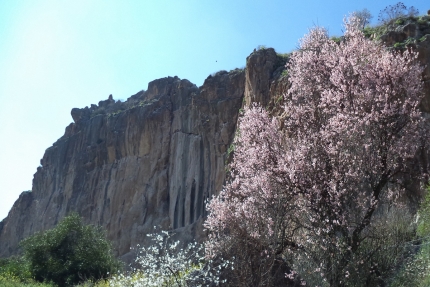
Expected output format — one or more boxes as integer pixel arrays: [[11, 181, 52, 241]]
[[205, 15, 427, 286]]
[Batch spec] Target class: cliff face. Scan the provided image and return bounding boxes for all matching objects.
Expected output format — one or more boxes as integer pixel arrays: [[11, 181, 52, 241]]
[[0, 71, 243, 259], [2, 25, 430, 260], [377, 18, 430, 112], [0, 49, 284, 260]]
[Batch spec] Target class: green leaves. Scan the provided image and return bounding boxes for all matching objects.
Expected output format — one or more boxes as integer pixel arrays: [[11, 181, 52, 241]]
[[20, 213, 120, 287], [417, 187, 430, 238]]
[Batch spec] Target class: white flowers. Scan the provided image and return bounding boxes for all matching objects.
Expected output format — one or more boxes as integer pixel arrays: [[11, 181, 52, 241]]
[[108, 229, 230, 287]]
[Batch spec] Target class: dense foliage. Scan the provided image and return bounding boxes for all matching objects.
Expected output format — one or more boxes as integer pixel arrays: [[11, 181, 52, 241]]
[[205, 15, 427, 287], [0, 256, 32, 283], [0, 256, 54, 286], [390, 188, 430, 286], [20, 213, 120, 286]]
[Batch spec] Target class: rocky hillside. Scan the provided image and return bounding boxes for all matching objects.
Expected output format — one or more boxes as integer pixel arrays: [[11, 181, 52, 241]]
[[1, 16, 430, 262]]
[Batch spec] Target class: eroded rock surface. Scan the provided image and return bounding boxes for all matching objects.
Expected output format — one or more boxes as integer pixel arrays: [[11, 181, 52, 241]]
[[377, 16, 430, 111], [0, 70, 245, 260]]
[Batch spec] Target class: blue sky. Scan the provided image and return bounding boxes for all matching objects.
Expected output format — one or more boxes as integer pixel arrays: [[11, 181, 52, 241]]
[[0, 0, 428, 221]]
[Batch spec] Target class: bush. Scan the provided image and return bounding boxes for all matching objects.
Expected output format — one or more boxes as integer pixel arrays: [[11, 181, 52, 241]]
[[0, 253, 55, 286], [0, 276, 54, 287], [0, 256, 32, 282], [108, 229, 231, 287], [391, 187, 430, 286], [20, 213, 120, 286], [378, 2, 419, 24]]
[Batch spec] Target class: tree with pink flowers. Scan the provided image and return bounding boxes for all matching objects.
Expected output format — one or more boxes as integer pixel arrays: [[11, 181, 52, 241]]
[[205, 16, 427, 287]]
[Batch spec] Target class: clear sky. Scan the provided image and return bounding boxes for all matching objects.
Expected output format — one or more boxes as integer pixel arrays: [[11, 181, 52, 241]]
[[0, 0, 428, 221]]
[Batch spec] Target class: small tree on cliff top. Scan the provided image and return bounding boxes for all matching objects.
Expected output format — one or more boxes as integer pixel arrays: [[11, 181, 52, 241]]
[[205, 16, 427, 287]]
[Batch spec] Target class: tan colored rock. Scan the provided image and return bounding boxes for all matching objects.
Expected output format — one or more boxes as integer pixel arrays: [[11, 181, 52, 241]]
[[244, 48, 279, 107], [0, 71, 245, 260]]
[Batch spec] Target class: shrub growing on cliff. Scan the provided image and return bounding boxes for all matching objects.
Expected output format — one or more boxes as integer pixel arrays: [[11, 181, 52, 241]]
[[20, 213, 120, 286], [378, 2, 419, 24], [205, 15, 427, 287]]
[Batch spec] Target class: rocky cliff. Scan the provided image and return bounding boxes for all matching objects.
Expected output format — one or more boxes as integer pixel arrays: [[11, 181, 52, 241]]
[[0, 48, 286, 261], [2, 17, 430, 261]]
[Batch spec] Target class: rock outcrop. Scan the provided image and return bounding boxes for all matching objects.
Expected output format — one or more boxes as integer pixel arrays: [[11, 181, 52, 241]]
[[0, 67, 249, 259], [377, 15, 430, 111], [1, 52, 287, 260]]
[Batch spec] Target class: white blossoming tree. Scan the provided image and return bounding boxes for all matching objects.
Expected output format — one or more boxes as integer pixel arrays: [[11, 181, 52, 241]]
[[109, 230, 230, 287]]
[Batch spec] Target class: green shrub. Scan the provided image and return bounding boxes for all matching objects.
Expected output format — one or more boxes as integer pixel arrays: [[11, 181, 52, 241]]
[[20, 213, 120, 287], [331, 36, 342, 44], [0, 253, 57, 286], [0, 256, 32, 282], [395, 18, 405, 25], [0, 275, 55, 287], [390, 187, 430, 286], [417, 189, 430, 237], [417, 17, 429, 25], [0, 261, 54, 286], [361, 25, 387, 40]]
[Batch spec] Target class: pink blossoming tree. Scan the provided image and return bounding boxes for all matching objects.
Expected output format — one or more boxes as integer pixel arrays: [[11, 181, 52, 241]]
[[205, 16, 427, 287]]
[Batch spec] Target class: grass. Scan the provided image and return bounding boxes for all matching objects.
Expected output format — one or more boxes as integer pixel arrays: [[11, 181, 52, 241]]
[[0, 273, 55, 287]]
